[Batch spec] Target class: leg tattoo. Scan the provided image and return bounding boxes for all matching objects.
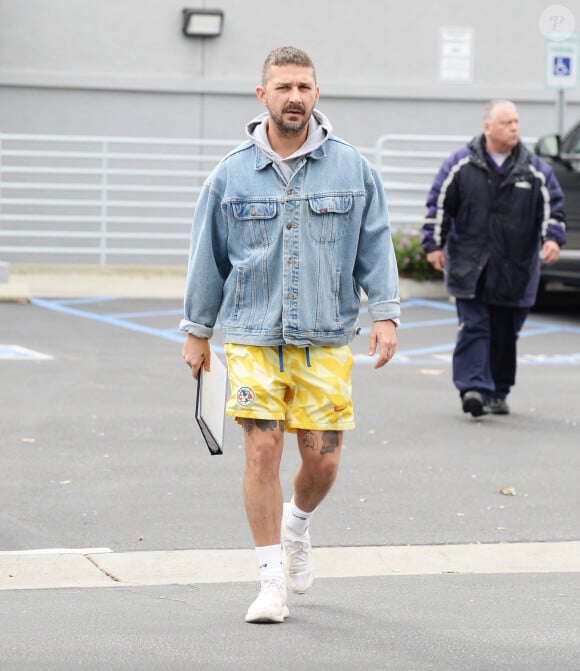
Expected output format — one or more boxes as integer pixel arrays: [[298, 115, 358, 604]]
[[301, 430, 339, 454], [242, 418, 284, 434], [301, 430, 318, 451], [320, 431, 339, 454]]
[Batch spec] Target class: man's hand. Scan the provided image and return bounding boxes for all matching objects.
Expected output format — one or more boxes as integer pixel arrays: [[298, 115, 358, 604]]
[[368, 320, 397, 369], [182, 334, 211, 379], [541, 240, 560, 266], [427, 249, 445, 272]]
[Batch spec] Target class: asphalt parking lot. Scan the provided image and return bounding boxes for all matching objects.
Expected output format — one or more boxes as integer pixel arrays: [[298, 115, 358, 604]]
[[1, 287, 579, 670]]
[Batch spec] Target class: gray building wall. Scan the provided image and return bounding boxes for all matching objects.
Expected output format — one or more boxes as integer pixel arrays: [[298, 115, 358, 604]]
[[1, 0, 579, 146]]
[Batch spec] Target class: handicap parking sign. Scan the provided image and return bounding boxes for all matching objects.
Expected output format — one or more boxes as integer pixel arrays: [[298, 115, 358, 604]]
[[553, 56, 571, 76], [545, 35, 578, 89]]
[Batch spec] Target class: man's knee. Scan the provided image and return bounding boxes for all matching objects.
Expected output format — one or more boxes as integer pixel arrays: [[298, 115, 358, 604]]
[[316, 458, 340, 484], [243, 418, 283, 475], [303, 449, 341, 483], [245, 445, 280, 479]]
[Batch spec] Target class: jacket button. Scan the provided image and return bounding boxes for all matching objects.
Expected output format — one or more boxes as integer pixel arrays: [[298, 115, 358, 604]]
[[286, 223, 293, 229]]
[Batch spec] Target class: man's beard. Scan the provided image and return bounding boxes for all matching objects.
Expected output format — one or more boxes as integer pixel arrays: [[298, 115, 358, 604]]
[[269, 105, 310, 136]]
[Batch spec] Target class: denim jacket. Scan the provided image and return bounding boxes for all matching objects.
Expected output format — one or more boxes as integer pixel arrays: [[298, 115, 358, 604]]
[[180, 135, 400, 346]]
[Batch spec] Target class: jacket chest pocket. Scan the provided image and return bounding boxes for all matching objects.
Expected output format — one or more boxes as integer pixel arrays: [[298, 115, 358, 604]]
[[232, 201, 278, 248], [507, 180, 535, 216], [308, 195, 353, 243]]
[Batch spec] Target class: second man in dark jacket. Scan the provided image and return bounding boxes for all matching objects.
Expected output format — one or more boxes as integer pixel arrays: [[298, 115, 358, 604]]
[[421, 99, 566, 417]]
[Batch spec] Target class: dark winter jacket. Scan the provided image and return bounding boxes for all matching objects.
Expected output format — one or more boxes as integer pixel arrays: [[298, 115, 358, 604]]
[[421, 135, 566, 307]]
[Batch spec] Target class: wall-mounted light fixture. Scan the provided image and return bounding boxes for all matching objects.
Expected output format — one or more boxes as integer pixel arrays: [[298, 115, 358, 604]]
[[182, 8, 224, 37]]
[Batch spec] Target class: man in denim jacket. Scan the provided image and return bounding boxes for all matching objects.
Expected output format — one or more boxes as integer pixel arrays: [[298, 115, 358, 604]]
[[181, 46, 400, 623]]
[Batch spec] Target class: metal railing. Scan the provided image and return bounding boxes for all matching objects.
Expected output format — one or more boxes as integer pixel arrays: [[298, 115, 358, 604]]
[[0, 132, 536, 265], [0, 133, 239, 265], [373, 133, 538, 226], [373, 133, 472, 226]]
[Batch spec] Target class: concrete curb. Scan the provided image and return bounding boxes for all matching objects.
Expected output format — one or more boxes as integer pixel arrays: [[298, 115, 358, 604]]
[[0, 282, 30, 302], [6, 264, 187, 300], [3, 265, 449, 302], [2, 541, 579, 591]]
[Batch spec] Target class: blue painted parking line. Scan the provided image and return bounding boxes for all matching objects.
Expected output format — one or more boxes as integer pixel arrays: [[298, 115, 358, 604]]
[[403, 297, 457, 312], [358, 318, 457, 336], [30, 297, 185, 344], [27, 297, 579, 365], [107, 309, 183, 319], [29, 297, 227, 356], [55, 297, 118, 305], [522, 323, 580, 336]]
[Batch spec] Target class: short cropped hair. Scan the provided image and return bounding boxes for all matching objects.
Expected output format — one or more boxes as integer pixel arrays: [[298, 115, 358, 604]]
[[261, 46, 316, 86], [483, 99, 517, 122]]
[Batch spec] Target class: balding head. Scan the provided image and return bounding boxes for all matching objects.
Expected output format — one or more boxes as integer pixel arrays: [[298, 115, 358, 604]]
[[483, 100, 520, 153]]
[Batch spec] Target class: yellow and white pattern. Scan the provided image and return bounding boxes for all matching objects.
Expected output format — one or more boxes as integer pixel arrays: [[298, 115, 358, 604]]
[[224, 343, 355, 433]]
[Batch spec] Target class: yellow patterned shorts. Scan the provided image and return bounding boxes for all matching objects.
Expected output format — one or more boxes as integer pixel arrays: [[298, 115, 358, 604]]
[[224, 343, 355, 433]]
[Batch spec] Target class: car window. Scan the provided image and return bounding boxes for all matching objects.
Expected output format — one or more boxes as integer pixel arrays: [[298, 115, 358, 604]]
[[562, 124, 580, 154]]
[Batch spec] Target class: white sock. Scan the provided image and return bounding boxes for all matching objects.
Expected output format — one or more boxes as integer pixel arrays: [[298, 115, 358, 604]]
[[286, 498, 314, 536], [255, 544, 283, 581]]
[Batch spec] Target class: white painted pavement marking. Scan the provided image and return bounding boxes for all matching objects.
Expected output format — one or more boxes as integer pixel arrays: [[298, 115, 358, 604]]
[[1, 542, 579, 591], [0, 344, 54, 360], [0, 547, 112, 555]]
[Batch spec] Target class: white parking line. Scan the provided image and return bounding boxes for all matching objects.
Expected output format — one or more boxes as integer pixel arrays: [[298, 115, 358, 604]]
[[1, 541, 579, 591], [0, 344, 54, 360], [0, 547, 112, 555]]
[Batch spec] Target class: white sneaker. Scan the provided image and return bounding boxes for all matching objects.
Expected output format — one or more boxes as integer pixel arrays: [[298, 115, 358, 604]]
[[245, 579, 289, 623], [281, 502, 313, 594]]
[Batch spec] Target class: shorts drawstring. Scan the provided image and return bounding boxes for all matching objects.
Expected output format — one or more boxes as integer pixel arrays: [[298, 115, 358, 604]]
[[278, 345, 311, 371]]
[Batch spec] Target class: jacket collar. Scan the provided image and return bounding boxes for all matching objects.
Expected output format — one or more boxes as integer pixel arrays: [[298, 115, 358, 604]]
[[469, 134, 529, 173], [254, 142, 327, 171]]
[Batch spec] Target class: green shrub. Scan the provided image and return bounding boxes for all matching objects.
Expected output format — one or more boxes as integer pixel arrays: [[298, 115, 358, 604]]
[[391, 229, 441, 281]]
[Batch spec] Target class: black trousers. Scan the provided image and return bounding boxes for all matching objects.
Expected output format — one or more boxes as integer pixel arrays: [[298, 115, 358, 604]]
[[453, 297, 529, 399]]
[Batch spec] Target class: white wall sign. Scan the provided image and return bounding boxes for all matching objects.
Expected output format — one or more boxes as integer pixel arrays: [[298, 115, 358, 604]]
[[440, 27, 474, 82]]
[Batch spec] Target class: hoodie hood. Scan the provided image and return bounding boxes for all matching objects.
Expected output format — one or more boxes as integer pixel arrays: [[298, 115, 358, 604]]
[[245, 109, 333, 182]]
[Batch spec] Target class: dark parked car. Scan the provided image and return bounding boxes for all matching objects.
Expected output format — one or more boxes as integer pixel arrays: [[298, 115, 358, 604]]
[[535, 120, 580, 290]]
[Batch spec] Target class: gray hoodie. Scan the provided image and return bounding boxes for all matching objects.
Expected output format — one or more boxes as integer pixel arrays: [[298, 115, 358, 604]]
[[246, 108, 333, 183]]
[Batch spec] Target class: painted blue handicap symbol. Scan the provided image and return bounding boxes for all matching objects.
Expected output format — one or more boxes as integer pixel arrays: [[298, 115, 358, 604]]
[[553, 56, 571, 77]]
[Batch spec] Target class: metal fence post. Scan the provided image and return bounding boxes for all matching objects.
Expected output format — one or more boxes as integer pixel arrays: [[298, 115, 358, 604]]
[[0, 134, 3, 219], [99, 139, 109, 266]]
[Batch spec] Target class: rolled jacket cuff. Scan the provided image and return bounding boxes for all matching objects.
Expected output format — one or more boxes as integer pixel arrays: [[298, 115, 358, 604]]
[[179, 319, 214, 339]]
